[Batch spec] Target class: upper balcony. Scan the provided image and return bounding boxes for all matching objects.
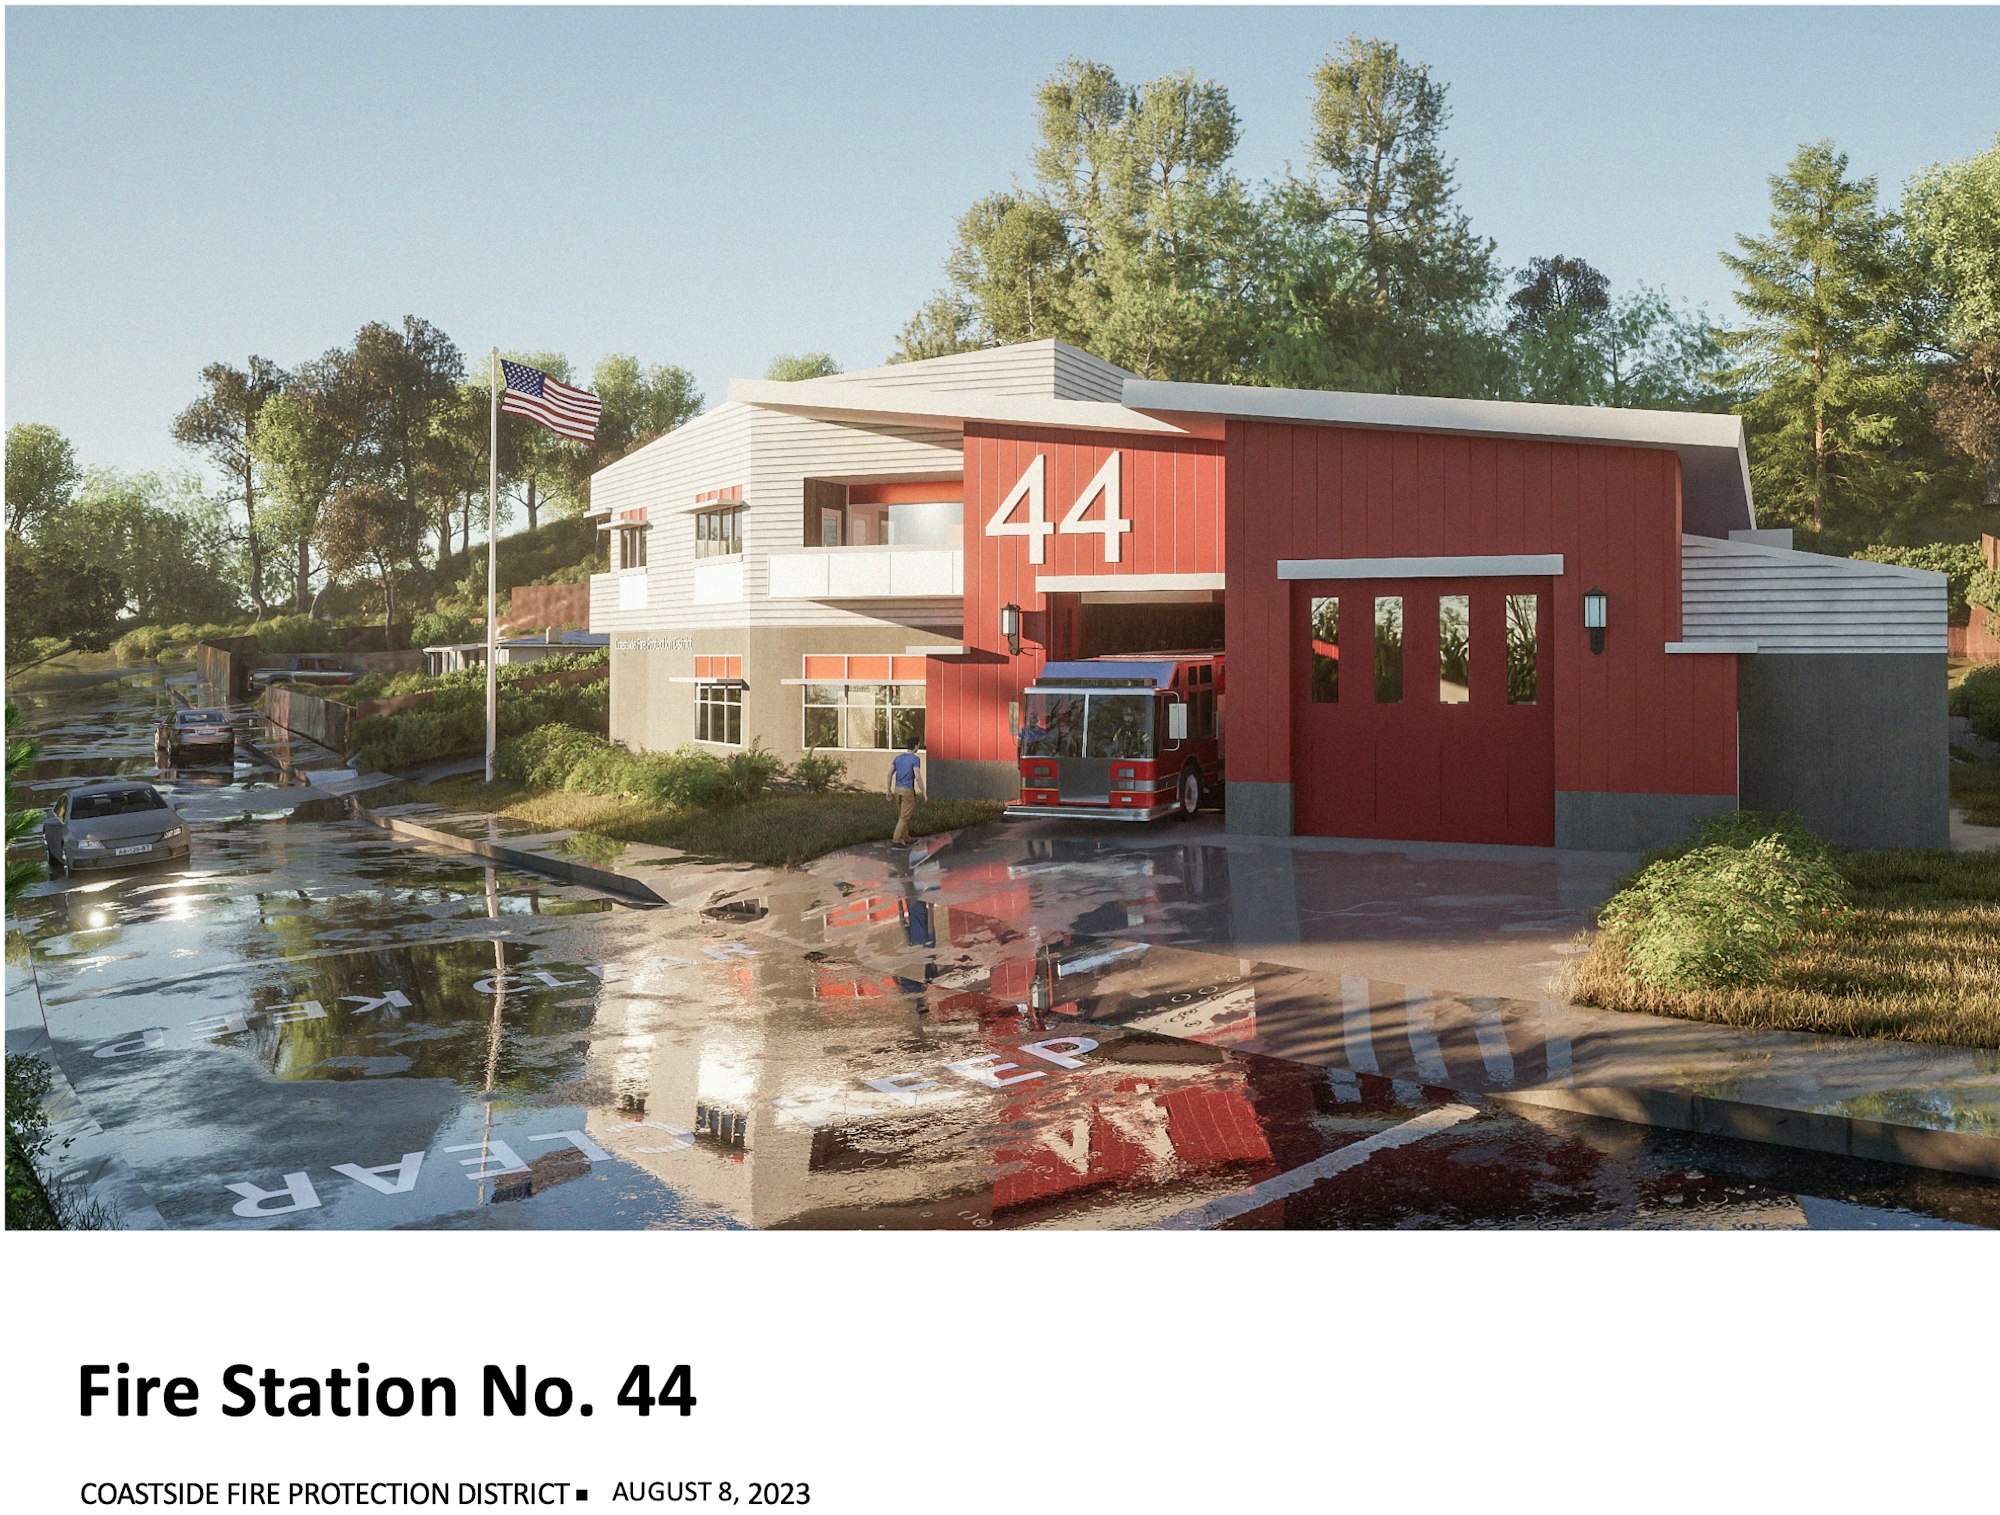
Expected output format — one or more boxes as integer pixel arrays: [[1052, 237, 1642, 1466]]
[[767, 544, 964, 601]]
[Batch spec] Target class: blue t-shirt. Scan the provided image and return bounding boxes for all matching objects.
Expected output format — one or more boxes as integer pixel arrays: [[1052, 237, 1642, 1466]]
[[891, 751, 922, 789]]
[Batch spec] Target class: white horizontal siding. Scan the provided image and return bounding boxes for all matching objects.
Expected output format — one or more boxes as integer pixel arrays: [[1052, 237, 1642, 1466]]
[[822, 339, 1136, 401], [1680, 534, 1948, 653], [587, 399, 965, 638]]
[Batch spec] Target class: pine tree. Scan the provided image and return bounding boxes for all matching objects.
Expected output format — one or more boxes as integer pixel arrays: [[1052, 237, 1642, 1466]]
[[1716, 142, 1915, 543]]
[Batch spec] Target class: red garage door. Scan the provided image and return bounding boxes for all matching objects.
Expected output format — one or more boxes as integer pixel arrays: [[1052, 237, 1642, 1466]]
[[1291, 578, 1555, 846]]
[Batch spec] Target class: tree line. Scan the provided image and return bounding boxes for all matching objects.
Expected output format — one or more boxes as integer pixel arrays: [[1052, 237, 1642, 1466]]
[[5, 322, 705, 657], [895, 37, 2000, 550]]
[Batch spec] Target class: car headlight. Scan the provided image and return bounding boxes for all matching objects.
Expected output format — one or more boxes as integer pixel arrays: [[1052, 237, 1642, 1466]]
[[72, 837, 106, 852], [162, 826, 185, 840]]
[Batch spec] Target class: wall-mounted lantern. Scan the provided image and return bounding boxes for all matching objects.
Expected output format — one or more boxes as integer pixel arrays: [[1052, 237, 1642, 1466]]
[[1000, 602, 1023, 657], [1583, 587, 1609, 655]]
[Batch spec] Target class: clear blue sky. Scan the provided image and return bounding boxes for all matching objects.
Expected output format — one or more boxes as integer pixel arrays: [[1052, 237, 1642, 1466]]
[[7, 5, 1997, 480]]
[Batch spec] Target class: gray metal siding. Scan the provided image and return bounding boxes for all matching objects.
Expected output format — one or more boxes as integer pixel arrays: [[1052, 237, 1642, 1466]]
[[1680, 534, 1948, 653]]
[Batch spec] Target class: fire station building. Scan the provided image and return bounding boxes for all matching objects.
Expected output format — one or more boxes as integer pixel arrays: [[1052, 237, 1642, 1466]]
[[587, 340, 1948, 851]]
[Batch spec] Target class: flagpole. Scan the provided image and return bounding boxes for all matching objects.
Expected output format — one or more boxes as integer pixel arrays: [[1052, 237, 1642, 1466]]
[[485, 347, 499, 784]]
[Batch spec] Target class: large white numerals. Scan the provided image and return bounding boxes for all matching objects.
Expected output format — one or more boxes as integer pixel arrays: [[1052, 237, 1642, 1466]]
[[985, 452, 1126, 566], [986, 453, 1053, 565], [1058, 452, 1129, 563]]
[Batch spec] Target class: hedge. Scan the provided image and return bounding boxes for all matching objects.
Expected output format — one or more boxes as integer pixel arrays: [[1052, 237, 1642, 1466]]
[[1853, 543, 1988, 619], [353, 673, 608, 771]]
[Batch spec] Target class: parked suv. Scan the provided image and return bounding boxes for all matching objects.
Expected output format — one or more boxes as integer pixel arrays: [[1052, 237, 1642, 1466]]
[[251, 654, 359, 689]]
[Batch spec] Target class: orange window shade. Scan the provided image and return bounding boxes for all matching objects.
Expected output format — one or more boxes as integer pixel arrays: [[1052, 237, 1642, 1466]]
[[694, 656, 713, 679], [722, 656, 742, 680], [803, 655, 845, 680], [848, 656, 891, 681], [891, 656, 927, 682]]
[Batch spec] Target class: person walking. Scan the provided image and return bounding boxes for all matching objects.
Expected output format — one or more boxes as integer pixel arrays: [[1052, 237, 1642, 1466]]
[[887, 736, 924, 848]]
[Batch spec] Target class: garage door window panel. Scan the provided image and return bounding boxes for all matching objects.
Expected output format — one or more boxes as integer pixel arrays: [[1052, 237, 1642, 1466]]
[[1439, 595, 1470, 703], [1506, 595, 1539, 705], [1309, 597, 1340, 703], [1374, 597, 1404, 704]]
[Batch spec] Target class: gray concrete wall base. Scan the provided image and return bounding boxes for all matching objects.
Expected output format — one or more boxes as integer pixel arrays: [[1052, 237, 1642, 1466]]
[[1225, 781, 1294, 837], [1738, 652, 1950, 849], [1554, 791, 1736, 852], [930, 758, 1021, 803]]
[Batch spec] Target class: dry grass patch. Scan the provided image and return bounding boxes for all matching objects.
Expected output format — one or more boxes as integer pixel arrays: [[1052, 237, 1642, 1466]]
[[1566, 848, 2000, 1048]]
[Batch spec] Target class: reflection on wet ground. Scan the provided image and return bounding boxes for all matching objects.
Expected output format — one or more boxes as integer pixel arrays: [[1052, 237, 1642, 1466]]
[[8, 668, 1998, 1230]]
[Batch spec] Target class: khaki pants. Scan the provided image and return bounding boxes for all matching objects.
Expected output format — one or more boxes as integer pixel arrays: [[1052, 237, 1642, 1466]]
[[892, 788, 918, 843]]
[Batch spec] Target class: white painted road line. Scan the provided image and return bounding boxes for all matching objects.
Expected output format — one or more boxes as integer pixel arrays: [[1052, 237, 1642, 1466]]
[[1340, 974, 1379, 1074], [1149, 1103, 1482, 1230], [1403, 986, 1452, 1084], [1468, 996, 1516, 1085]]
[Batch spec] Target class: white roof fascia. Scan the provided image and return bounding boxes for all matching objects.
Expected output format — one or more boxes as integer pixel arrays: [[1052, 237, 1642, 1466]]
[[726, 378, 1189, 436], [1127, 379, 1755, 536]]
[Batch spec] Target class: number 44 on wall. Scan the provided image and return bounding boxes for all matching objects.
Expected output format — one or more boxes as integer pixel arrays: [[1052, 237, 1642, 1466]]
[[986, 453, 1129, 565]]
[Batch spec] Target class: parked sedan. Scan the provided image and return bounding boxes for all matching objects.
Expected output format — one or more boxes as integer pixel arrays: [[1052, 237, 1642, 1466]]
[[43, 782, 191, 873], [155, 707, 236, 765], [250, 654, 359, 689]]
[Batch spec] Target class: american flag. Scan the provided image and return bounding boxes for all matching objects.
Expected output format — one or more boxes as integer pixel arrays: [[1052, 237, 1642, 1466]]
[[500, 359, 601, 443]]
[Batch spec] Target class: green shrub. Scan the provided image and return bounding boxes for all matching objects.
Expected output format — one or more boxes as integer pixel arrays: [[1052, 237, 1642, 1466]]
[[1853, 543, 1987, 619], [1600, 820, 1848, 990], [112, 625, 174, 662], [250, 614, 337, 654], [793, 749, 847, 793], [1952, 665, 2000, 741], [722, 745, 784, 805], [497, 725, 613, 788], [411, 610, 481, 648]]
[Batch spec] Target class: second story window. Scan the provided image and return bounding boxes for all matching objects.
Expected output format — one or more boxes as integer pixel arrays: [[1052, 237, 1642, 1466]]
[[616, 524, 649, 571], [695, 505, 744, 559]]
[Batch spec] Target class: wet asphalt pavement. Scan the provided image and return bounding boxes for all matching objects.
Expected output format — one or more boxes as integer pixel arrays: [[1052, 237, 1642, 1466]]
[[7, 666, 1998, 1231]]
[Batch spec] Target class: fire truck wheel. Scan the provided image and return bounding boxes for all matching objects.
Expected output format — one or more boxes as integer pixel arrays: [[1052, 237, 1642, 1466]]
[[1176, 765, 1203, 820]]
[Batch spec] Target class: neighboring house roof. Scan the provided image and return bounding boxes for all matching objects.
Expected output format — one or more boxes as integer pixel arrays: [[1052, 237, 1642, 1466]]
[[1676, 534, 1948, 654]]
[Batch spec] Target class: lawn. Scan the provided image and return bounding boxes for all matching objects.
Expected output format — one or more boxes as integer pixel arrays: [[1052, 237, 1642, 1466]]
[[405, 776, 1005, 868], [1566, 847, 2000, 1048]]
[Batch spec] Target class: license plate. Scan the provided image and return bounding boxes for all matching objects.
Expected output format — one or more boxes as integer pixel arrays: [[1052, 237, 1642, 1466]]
[[113, 843, 152, 856]]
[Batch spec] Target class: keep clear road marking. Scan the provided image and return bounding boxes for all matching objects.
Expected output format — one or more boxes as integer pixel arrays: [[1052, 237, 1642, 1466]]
[[1148, 1102, 1482, 1231]]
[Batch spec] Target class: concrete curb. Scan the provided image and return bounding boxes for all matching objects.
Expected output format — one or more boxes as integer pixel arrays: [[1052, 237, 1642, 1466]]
[[346, 797, 667, 905], [1491, 1085, 2000, 1184]]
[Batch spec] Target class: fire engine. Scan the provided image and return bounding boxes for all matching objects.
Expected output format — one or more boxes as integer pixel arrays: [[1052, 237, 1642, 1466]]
[[1006, 653, 1224, 822]]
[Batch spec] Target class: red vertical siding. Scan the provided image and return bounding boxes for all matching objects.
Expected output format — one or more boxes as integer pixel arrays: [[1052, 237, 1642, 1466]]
[[1225, 418, 1735, 801], [934, 424, 1228, 769]]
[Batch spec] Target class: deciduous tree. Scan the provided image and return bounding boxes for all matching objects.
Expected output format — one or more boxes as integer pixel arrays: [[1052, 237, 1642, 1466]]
[[766, 352, 843, 381], [315, 482, 427, 649], [348, 317, 463, 563], [5, 423, 81, 537], [172, 358, 284, 616], [253, 349, 369, 613]]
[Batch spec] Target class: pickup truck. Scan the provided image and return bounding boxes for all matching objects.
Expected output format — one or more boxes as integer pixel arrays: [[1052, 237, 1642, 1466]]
[[250, 654, 361, 688]]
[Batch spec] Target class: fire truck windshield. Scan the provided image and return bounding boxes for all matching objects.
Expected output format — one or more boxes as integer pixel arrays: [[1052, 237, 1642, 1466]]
[[1021, 692, 1154, 759]]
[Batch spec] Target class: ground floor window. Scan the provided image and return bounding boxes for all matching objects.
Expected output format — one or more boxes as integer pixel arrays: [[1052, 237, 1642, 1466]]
[[695, 681, 744, 745], [801, 654, 928, 750]]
